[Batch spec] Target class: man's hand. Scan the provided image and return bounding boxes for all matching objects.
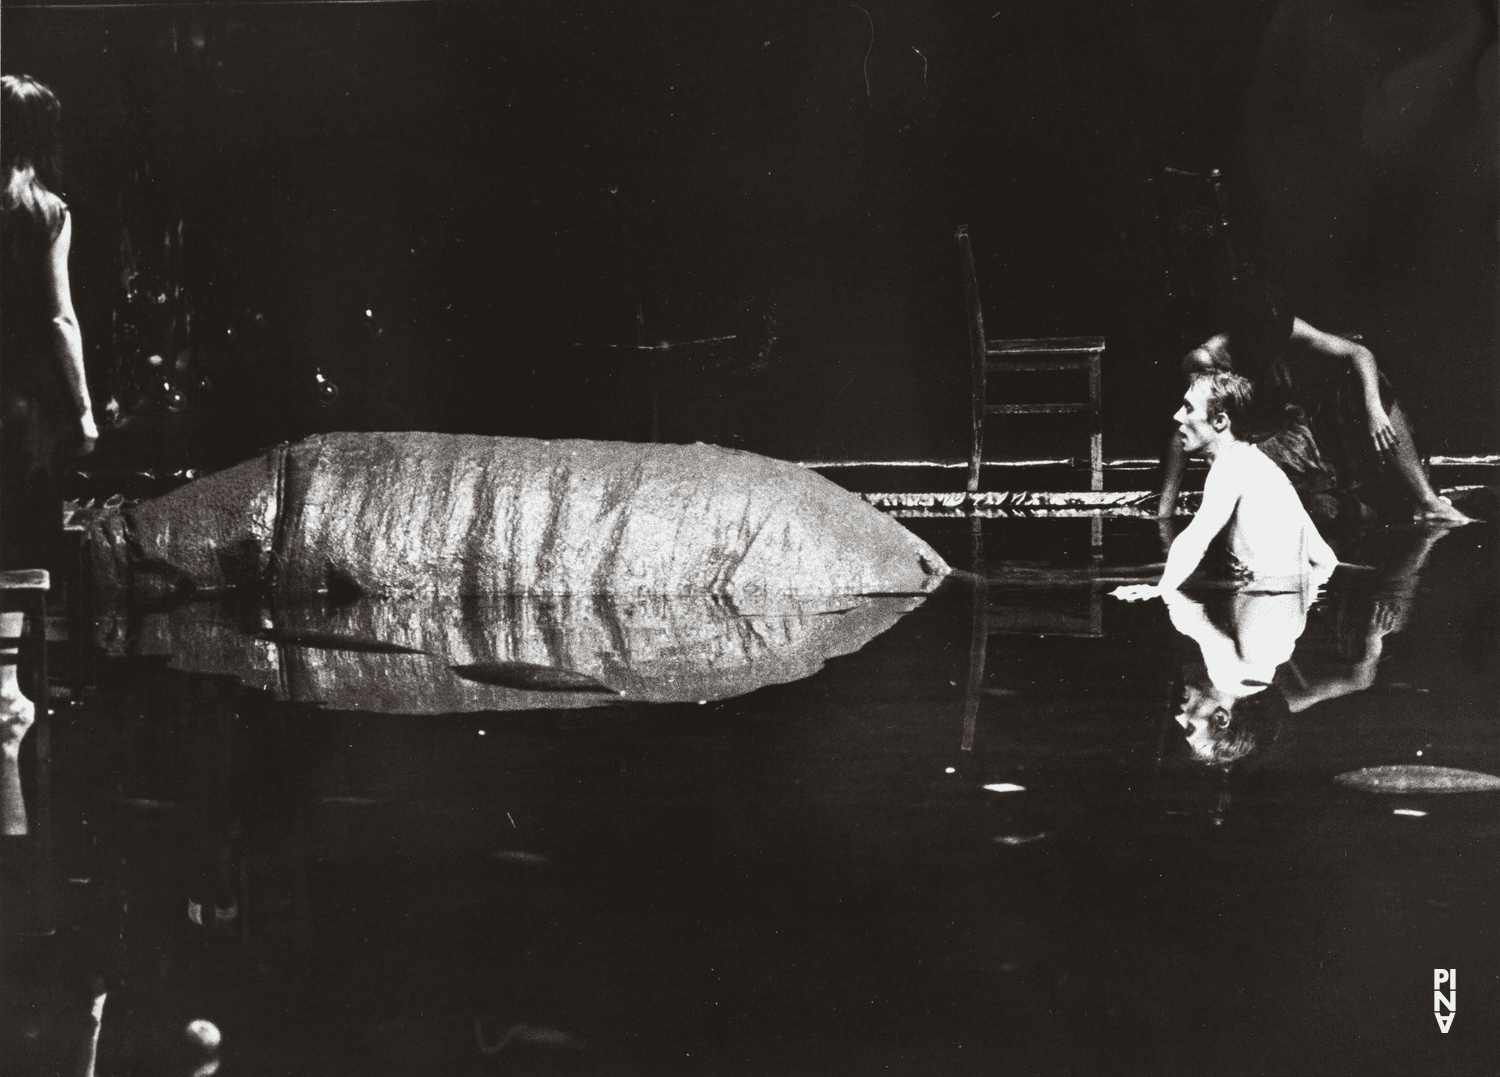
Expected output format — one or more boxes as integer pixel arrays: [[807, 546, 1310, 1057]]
[[76, 409, 98, 456], [1110, 583, 1161, 603], [1367, 401, 1397, 454]]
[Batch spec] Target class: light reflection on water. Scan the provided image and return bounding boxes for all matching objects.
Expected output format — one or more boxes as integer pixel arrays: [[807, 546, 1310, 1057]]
[[5, 518, 1497, 1075]]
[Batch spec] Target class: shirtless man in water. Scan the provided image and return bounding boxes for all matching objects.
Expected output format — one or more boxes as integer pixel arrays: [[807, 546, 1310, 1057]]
[[1121, 371, 1338, 600]]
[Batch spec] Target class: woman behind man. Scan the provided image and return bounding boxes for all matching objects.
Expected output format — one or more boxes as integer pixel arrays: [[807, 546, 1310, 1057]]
[[1157, 281, 1472, 530], [1, 75, 96, 778]]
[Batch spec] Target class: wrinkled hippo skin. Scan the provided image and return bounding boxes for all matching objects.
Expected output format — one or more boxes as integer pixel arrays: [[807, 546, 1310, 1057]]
[[88, 433, 949, 598]]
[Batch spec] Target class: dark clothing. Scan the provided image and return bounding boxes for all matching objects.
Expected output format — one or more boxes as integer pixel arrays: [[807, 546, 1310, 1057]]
[[1249, 350, 1401, 525], [1249, 411, 1346, 529], [2, 197, 71, 573]]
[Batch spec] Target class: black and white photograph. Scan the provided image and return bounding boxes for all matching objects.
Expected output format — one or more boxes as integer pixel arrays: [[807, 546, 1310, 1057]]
[[1, 1, 1496, 1073]]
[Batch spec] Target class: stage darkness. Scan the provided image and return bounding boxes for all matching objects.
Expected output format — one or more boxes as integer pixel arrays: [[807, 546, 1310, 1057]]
[[3, 1, 1495, 470]]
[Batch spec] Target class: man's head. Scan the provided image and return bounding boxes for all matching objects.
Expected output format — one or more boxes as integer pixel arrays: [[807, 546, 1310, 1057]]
[[1174, 371, 1253, 457], [1176, 678, 1290, 766]]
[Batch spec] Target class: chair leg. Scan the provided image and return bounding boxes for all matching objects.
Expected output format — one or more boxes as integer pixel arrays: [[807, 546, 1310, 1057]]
[[969, 370, 985, 495], [962, 516, 988, 752], [28, 592, 52, 934], [1088, 353, 1103, 493]]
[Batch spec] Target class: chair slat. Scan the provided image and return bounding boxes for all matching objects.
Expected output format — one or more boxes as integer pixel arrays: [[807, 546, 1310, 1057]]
[[987, 337, 1105, 355], [986, 357, 1093, 371], [0, 569, 50, 592], [986, 403, 1092, 415]]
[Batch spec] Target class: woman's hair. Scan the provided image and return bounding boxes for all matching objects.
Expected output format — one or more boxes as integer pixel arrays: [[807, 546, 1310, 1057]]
[[1218, 280, 1295, 385], [2, 74, 67, 244]]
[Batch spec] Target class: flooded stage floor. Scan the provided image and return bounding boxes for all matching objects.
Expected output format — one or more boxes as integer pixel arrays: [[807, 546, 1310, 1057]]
[[5, 516, 1498, 1075]]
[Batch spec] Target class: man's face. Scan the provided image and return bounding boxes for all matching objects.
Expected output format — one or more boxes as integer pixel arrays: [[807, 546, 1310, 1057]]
[[1176, 681, 1231, 761], [1173, 379, 1220, 458]]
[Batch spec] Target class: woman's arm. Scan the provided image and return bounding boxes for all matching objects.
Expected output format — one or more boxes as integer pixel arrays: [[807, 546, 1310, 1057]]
[[1290, 318, 1395, 452], [44, 212, 96, 454]]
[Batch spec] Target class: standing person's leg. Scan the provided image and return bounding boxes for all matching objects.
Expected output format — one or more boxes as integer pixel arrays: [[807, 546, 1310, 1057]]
[[1386, 403, 1473, 523], [1329, 369, 1473, 525], [1157, 433, 1189, 555]]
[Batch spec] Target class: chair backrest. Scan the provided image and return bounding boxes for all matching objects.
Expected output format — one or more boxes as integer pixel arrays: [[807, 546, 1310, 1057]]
[[955, 225, 989, 445]]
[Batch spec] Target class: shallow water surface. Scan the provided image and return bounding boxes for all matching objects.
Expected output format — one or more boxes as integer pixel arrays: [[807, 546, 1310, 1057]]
[[6, 517, 1498, 1075]]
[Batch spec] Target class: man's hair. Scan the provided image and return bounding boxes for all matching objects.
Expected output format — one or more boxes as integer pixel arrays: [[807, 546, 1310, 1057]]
[[1195, 685, 1292, 767], [1190, 370, 1255, 433]]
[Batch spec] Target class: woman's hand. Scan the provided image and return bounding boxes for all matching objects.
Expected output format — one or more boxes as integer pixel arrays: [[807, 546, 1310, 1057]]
[[1366, 401, 1397, 453], [76, 408, 98, 455]]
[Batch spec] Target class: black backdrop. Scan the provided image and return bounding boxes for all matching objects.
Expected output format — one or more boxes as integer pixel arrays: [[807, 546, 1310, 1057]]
[[3, 0, 1494, 470]]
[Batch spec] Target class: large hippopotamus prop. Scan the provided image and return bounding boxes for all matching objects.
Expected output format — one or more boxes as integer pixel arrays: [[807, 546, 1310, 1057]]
[[87, 433, 948, 599]]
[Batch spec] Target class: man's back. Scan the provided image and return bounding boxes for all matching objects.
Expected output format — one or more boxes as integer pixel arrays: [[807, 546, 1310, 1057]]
[[1213, 440, 1333, 588]]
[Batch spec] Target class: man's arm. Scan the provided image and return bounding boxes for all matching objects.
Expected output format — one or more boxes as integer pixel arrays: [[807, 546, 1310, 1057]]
[[1306, 521, 1339, 571], [1159, 454, 1240, 591], [1290, 318, 1394, 453]]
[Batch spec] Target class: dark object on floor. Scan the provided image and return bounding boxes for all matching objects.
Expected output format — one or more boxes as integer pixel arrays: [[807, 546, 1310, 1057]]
[[258, 630, 426, 655], [451, 661, 618, 694]]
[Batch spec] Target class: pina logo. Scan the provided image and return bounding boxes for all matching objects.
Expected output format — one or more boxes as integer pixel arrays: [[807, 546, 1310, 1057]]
[[1434, 969, 1457, 1033]]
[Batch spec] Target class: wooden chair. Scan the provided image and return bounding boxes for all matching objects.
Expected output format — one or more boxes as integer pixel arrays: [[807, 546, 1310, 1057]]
[[0, 569, 49, 701], [957, 225, 1105, 497]]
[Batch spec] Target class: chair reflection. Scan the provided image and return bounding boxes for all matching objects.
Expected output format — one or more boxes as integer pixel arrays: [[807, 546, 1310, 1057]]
[[961, 517, 1114, 751]]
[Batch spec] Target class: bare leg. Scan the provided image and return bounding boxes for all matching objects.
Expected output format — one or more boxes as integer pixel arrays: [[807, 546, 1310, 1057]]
[[1, 611, 33, 836], [1157, 433, 1188, 555], [57, 987, 107, 1077], [1386, 404, 1473, 524]]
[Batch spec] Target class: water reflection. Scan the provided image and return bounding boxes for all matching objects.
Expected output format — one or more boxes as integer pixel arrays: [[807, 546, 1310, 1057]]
[[95, 592, 925, 713], [1163, 583, 1321, 765], [4, 517, 1495, 1075], [1162, 525, 1456, 766]]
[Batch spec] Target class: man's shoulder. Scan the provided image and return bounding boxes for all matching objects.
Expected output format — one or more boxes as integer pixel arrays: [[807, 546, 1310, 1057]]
[[1217, 441, 1282, 477]]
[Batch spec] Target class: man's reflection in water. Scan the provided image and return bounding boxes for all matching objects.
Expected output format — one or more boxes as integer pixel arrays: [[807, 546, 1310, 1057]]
[[1164, 524, 1451, 765], [1163, 579, 1322, 765]]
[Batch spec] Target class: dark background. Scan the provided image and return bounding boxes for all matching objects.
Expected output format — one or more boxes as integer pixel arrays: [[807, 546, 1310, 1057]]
[[3, 0, 1495, 471]]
